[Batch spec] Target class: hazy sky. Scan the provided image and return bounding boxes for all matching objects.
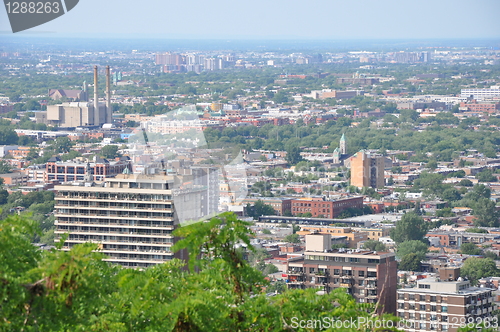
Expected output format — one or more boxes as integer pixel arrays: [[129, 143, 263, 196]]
[[1, 0, 500, 39]]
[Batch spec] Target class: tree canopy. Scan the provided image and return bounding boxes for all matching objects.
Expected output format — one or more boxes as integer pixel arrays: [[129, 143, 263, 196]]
[[460, 257, 500, 285], [390, 212, 428, 244], [0, 212, 401, 331], [396, 240, 428, 261]]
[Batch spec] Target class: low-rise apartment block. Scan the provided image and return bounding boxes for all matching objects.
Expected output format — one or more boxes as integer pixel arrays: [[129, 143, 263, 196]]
[[286, 234, 397, 314], [397, 269, 496, 332]]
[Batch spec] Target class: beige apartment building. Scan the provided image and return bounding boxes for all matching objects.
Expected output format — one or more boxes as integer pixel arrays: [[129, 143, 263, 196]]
[[350, 150, 385, 189], [397, 268, 496, 332], [54, 172, 208, 268], [286, 234, 397, 314]]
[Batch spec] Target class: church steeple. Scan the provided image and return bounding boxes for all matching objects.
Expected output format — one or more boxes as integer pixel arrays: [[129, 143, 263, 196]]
[[333, 147, 340, 164], [340, 133, 347, 155]]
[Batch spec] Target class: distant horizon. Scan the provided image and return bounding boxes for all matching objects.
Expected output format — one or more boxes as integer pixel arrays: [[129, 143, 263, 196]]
[[1, 34, 500, 53]]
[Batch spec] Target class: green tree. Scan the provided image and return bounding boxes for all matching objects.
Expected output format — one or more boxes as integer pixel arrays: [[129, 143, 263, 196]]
[[0, 127, 18, 145], [459, 179, 473, 187], [284, 233, 301, 244], [399, 253, 422, 272], [1, 211, 402, 331], [426, 159, 438, 170], [285, 145, 303, 165], [0, 160, 12, 173], [476, 169, 497, 183], [0, 189, 8, 204], [466, 227, 487, 234], [460, 242, 482, 255], [396, 240, 428, 260], [26, 147, 39, 160], [460, 257, 500, 285], [436, 207, 454, 218], [362, 239, 387, 252], [441, 187, 462, 202], [101, 145, 120, 159], [390, 212, 428, 244], [464, 184, 491, 201], [246, 200, 275, 220], [51, 137, 72, 154], [472, 198, 499, 227]]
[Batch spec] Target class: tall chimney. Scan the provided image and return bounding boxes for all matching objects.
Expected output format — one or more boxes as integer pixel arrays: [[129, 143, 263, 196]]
[[94, 65, 99, 125], [106, 65, 111, 123]]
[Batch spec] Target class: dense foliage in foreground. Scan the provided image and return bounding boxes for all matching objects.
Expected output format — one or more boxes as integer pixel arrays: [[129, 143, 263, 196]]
[[1, 212, 405, 331]]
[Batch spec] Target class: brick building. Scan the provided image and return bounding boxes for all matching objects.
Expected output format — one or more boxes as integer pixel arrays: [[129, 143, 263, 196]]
[[45, 157, 131, 182], [460, 100, 500, 113], [242, 197, 292, 216], [290, 196, 363, 218]]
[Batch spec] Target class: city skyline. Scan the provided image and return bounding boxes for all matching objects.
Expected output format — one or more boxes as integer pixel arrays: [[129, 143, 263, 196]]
[[1, 0, 500, 40]]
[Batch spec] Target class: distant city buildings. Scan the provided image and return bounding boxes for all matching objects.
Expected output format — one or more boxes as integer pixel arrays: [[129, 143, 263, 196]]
[[461, 85, 500, 100], [155, 52, 231, 72], [39, 66, 112, 128], [45, 156, 131, 182]]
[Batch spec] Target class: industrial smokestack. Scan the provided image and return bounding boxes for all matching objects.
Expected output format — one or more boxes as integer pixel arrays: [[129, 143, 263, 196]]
[[94, 65, 99, 124], [106, 65, 111, 123]]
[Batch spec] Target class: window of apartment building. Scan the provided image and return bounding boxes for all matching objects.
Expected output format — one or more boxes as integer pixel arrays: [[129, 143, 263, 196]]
[[419, 295, 426, 301], [398, 303, 404, 309], [409, 304, 415, 310], [431, 305, 436, 312], [430, 323, 437, 330], [430, 314, 437, 321], [441, 324, 448, 331], [419, 323, 426, 330], [418, 284, 430, 289], [309, 268, 315, 273], [367, 272, 377, 278], [342, 270, 352, 276], [358, 270, 365, 277], [419, 304, 426, 311], [358, 280, 365, 286], [350, 257, 359, 263], [441, 315, 448, 322], [333, 278, 339, 284], [430, 296, 436, 302], [441, 306, 447, 313], [398, 293, 405, 300], [409, 294, 415, 301], [409, 313, 415, 320], [334, 269, 340, 275], [367, 259, 379, 263]]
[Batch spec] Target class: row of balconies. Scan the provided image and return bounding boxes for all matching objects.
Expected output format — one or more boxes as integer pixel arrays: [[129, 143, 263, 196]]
[[56, 195, 172, 203], [56, 212, 172, 220], [103, 256, 170, 263], [62, 238, 172, 245], [56, 203, 173, 211], [56, 229, 172, 237], [55, 221, 174, 228]]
